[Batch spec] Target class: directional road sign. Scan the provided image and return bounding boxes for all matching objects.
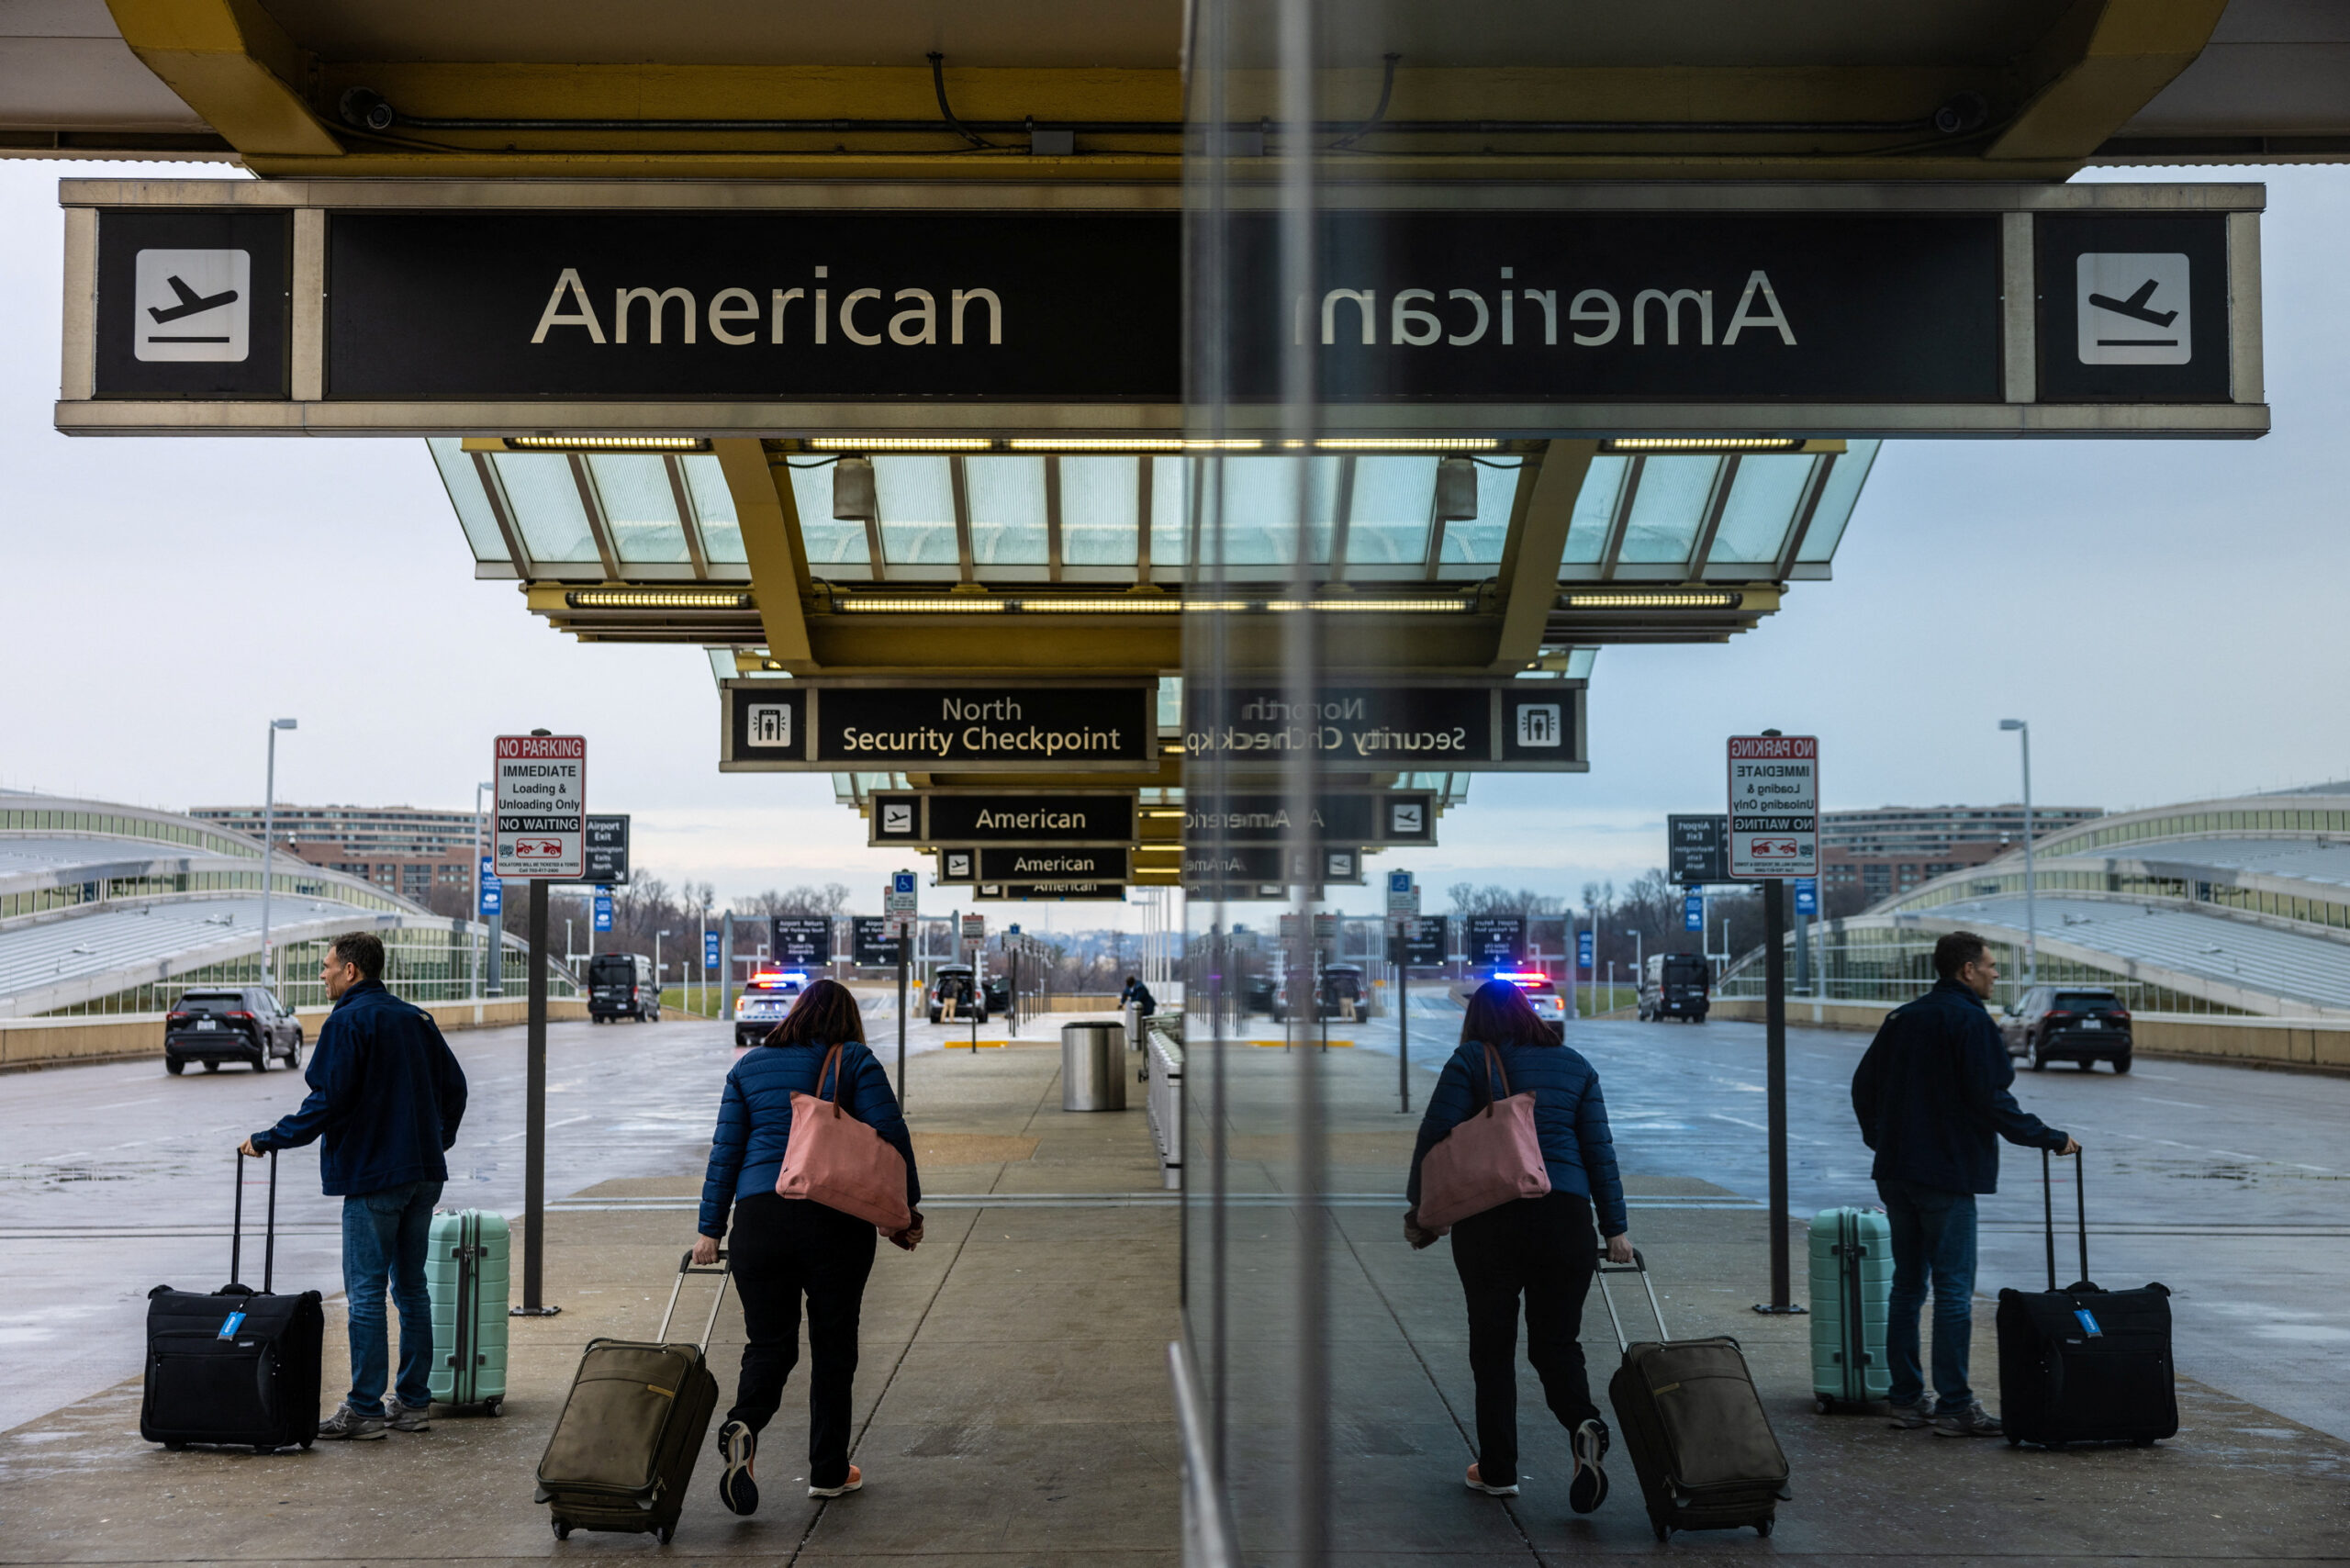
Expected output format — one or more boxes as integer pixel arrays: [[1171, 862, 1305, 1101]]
[[1577, 929, 1595, 970], [1727, 734, 1818, 879], [703, 930, 720, 970], [1669, 813, 1729, 884], [592, 889, 612, 932], [493, 734, 585, 878], [1684, 892, 1705, 933], [769, 916, 832, 966], [852, 916, 901, 966], [584, 814, 631, 884], [1467, 915, 1527, 968]]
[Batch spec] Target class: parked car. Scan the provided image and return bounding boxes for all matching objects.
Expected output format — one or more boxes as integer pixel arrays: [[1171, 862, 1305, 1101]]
[[2001, 985, 2133, 1072], [982, 976, 1012, 1016], [1244, 975, 1277, 1015], [733, 969, 804, 1047], [588, 951, 662, 1023], [1639, 952, 1711, 1023], [164, 988, 302, 1074], [928, 964, 988, 1025], [1272, 965, 1363, 1023]]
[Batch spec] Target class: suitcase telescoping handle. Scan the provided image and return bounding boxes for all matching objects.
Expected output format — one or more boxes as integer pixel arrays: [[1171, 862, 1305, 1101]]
[[229, 1147, 280, 1294], [659, 1249, 731, 1351], [2040, 1147, 2093, 1292], [1593, 1246, 1672, 1351]]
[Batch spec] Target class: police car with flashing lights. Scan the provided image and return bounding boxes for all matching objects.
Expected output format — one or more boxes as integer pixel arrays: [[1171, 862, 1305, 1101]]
[[733, 969, 807, 1047], [1482, 969, 1569, 1037]]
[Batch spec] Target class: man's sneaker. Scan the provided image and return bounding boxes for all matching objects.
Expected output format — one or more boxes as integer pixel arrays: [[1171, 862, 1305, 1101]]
[[386, 1401, 431, 1433], [317, 1403, 387, 1441], [808, 1464, 863, 1499], [1568, 1418, 1611, 1515], [1933, 1399, 2003, 1438], [1463, 1462, 1518, 1496], [715, 1419, 758, 1515], [1886, 1398, 1935, 1430]]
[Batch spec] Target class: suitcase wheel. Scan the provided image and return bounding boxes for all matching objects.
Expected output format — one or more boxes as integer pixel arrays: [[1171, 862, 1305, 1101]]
[[485, 1397, 503, 1417], [1755, 1519, 1774, 1538], [163, 1441, 186, 1451], [1651, 1523, 1669, 1543], [655, 1525, 676, 1545], [1815, 1395, 1834, 1415], [552, 1519, 571, 1541]]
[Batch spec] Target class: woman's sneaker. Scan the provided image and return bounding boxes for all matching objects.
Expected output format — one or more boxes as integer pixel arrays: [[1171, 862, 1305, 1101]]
[[1568, 1418, 1611, 1514], [715, 1420, 759, 1515], [808, 1464, 863, 1499], [386, 1401, 431, 1433], [1463, 1462, 1518, 1495]]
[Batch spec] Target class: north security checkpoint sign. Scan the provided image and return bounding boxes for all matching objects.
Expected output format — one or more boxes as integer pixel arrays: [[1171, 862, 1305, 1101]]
[[868, 791, 1136, 847], [494, 734, 586, 879], [1181, 683, 1585, 772], [1728, 734, 1818, 879], [722, 680, 1155, 774]]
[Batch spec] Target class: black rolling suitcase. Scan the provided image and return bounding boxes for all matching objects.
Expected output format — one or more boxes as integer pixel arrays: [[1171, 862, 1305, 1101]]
[[141, 1150, 325, 1452], [1598, 1249, 1791, 1541], [536, 1251, 728, 1544], [1996, 1149, 2178, 1449]]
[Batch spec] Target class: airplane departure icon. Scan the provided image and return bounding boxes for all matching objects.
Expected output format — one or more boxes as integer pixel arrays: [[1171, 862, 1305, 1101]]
[[2086, 277, 2177, 329], [147, 274, 241, 323]]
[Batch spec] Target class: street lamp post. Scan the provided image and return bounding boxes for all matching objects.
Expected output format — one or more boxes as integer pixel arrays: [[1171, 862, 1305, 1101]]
[[1626, 930, 1643, 995], [656, 930, 672, 1011], [257, 718, 297, 990], [1999, 719, 2037, 985]]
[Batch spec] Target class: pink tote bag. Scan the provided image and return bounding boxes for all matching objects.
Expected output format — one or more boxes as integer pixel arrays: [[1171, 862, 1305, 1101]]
[[1416, 1043, 1550, 1232], [777, 1044, 914, 1233]]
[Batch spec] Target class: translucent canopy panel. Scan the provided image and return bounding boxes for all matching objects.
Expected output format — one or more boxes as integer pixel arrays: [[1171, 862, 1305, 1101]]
[[1705, 454, 1817, 566], [874, 455, 958, 573], [681, 454, 746, 565], [427, 440, 509, 563], [586, 454, 688, 564], [1062, 455, 1139, 567], [1797, 441, 1880, 564], [1561, 454, 1628, 565], [428, 443, 751, 579], [964, 456, 1049, 567], [1343, 457, 1436, 568], [1435, 460, 1522, 576], [1214, 455, 1342, 568], [1617, 455, 1721, 564], [495, 453, 601, 565], [783, 459, 870, 570]]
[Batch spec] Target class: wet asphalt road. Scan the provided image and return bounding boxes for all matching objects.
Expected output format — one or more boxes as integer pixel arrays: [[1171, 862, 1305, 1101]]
[[1319, 1004, 2350, 1443], [0, 991, 994, 1435]]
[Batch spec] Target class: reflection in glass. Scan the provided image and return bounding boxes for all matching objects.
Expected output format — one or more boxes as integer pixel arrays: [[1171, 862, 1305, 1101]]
[[1219, 456, 1340, 566], [1062, 455, 1141, 566], [1618, 455, 1722, 563], [1707, 454, 1818, 565], [1149, 456, 1192, 567], [681, 454, 746, 564], [1438, 461, 1521, 569], [1343, 457, 1434, 568], [427, 439, 509, 563], [490, 452, 600, 563], [876, 454, 958, 566], [587, 454, 690, 564], [1561, 454, 1628, 564], [965, 456, 1050, 566]]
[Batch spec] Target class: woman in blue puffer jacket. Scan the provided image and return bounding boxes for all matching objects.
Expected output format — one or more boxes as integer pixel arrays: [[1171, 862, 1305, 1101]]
[[691, 979, 920, 1516], [1405, 978, 1634, 1517]]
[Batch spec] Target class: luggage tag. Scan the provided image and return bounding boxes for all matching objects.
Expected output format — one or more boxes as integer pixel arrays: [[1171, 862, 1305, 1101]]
[[2072, 1308, 2103, 1338], [218, 1309, 248, 1338]]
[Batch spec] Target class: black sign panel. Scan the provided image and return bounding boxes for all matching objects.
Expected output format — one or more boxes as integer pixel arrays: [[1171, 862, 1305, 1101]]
[[1467, 915, 1528, 968], [584, 814, 631, 885], [1669, 814, 1729, 885], [2036, 215, 2232, 405], [1184, 846, 1365, 886], [1396, 919, 1448, 968], [1182, 682, 1585, 772], [870, 791, 1136, 846], [851, 916, 901, 967], [723, 681, 1155, 773], [975, 846, 1130, 884], [1184, 790, 1436, 846], [1225, 209, 2004, 403], [326, 212, 1181, 401], [974, 883, 1130, 902], [95, 209, 292, 399], [934, 849, 977, 885], [768, 916, 833, 966]]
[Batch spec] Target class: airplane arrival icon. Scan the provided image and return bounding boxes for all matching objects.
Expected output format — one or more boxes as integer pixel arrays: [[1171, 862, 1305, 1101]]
[[2087, 276, 2178, 348], [145, 274, 239, 340]]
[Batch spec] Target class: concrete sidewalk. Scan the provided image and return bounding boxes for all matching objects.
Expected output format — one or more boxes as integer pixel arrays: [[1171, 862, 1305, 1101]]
[[6, 1037, 2347, 1566]]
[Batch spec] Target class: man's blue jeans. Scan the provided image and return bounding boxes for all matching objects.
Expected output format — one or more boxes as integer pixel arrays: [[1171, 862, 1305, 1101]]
[[1876, 1178, 1978, 1411], [342, 1180, 442, 1416]]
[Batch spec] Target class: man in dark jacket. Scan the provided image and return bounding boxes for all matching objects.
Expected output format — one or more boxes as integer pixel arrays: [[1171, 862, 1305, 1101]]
[[1120, 975, 1157, 1018], [1852, 930, 2076, 1438], [240, 932, 468, 1441]]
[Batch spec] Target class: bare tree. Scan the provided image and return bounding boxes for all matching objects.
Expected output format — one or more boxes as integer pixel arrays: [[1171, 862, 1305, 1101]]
[[1445, 882, 1567, 917]]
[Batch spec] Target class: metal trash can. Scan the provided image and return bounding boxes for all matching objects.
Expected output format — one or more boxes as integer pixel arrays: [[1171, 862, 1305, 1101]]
[[1061, 1022, 1128, 1112]]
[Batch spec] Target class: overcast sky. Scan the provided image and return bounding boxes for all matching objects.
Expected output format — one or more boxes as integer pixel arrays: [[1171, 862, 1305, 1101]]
[[4, 161, 2344, 931]]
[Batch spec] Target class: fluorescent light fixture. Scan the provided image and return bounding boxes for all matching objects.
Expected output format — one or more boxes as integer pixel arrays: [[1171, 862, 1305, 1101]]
[[1309, 438, 1501, 451], [1140, 808, 1188, 819], [803, 437, 992, 451], [1004, 438, 1269, 453], [833, 597, 1006, 613], [1601, 436, 1803, 453], [1558, 589, 1743, 610], [832, 593, 1472, 614], [565, 588, 756, 610], [504, 435, 708, 452]]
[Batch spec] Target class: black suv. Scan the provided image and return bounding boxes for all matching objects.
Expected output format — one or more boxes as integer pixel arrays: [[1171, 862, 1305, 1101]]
[[588, 952, 662, 1023], [164, 988, 303, 1074], [2001, 986, 2133, 1073]]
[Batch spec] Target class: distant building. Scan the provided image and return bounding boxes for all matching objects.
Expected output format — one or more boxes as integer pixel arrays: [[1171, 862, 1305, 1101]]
[[1820, 803, 2103, 905], [187, 803, 483, 909]]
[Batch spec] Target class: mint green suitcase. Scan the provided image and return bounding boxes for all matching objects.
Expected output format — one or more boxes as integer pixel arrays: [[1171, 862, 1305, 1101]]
[[427, 1209, 509, 1414], [1808, 1206, 1892, 1411]]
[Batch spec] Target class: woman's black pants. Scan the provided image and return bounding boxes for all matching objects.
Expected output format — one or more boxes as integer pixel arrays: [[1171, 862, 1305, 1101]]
[[1449, 1191, 1602, 1489], [725, 1193, 877, 1491]]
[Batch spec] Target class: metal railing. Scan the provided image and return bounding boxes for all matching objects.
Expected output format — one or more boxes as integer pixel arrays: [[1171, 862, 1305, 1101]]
[[1144, 1023, 1183, 1191]]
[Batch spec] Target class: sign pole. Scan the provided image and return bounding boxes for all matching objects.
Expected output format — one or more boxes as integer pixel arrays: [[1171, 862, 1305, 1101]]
[[1755, 876, 1798, 1316], [518, 874, 557, 1316], [1395, 926, 1411, 1114], [896, 946, 909, 1110]]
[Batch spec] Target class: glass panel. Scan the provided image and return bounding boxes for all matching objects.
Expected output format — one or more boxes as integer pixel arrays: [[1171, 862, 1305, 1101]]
[[1707, 454, 1818, 565], [490, 453, 601, 564], [1148, 455, 1193, 566], [1561, 454, 1628, 563], [1617, 454, 1721, 564], [680, 454, 746, 564], [784, 461, 870, 566], [1797, 440, 1881, 563], [875, 455, 959, 566], [1060, 455, 1140, 566], [1218, 456, 1340, 567], [1438, 460, 1519, 566], [1342, 456, 1434, 566], [964, 456, 1049, 566], [586, 454, 690, 564], [427, 440, 509, 563]]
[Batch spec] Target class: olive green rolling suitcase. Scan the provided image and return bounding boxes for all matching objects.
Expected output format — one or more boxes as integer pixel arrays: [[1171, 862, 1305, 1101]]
[[427, 1209, 509, 1414], [1807, 1206, 1892, 1412]]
